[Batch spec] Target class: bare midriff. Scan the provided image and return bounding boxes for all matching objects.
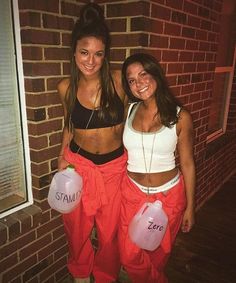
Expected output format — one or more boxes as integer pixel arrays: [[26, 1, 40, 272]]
[[128, 167, 179, 187], [73, 123, 124, 154]]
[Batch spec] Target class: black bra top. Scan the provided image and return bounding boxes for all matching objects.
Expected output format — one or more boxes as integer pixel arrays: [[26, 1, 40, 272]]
[[71, 94, 124, 129]]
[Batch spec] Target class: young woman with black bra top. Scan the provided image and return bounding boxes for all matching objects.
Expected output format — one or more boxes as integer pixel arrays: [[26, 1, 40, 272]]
[[57, 3, 127, 283]]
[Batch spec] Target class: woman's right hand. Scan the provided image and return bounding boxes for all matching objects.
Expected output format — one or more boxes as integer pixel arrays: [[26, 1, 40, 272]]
[[58, 156, 70, 171]]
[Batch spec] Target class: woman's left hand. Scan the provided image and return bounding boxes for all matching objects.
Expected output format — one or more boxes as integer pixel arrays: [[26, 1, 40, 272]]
[[181, 206, 195, 233]]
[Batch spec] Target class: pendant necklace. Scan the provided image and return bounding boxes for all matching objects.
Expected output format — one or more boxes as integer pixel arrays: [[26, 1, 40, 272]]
[[141, 118, 158, 196]]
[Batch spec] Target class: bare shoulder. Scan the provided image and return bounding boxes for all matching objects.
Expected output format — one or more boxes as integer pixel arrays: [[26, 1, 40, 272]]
[[57, 78, 70, 100], [111, 69, 125, 100], [179, 108, 192, 121], [177, 108, 193, 134]]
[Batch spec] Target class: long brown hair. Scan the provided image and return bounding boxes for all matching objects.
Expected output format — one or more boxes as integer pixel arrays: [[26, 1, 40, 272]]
[[65, 3, 118, 128], [122, 53, 182, 127]]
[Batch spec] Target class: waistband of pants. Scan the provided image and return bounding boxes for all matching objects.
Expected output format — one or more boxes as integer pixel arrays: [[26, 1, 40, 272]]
[[128, 172, 180, 194], [69, 139, 124, 165]]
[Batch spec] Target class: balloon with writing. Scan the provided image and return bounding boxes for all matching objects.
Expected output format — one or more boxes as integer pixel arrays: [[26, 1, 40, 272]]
[[48, 165, 83, 213], [128, 200, 168, 251]]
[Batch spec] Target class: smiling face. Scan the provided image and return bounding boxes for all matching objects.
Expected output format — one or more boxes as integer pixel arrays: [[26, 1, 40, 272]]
[[74, 36, 105, 78], [126, 62, 157, 101]]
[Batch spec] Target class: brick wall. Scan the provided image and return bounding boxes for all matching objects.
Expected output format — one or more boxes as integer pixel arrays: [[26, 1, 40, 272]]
[[0, 0, 235, 282]]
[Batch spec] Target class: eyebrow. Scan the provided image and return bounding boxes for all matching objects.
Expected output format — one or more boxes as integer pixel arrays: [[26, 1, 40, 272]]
[[78, 48, 104, 53], [126, 69, 145, 78]]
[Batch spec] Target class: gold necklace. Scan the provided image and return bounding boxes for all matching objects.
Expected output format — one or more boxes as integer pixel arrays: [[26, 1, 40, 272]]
[[141, 127, 157, 196]]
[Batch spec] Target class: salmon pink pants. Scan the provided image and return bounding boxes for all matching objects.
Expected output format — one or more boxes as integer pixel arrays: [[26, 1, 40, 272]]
[[62, 147, 127, 283], [118, 173, 186, 283]]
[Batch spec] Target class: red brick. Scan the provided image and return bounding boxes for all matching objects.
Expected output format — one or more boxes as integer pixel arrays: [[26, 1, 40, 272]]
[[49, 132, 63, 147], [19, 234, 51, 260], [38, 235, 66, 260], [186, 39, 199, 50], [63, 62, 71, 76], [151, 4, 171, 21], [48, 105, 64, 119], [197, 63, 208, 72], [52, 225, 66, 241], [56, 265, 69, 282], [196, 29, 208, 41], [22, 46, 43, 61], [21, 30, 60, 45], [177, 74, 191, 85], [11, 210, 32, 234], [26, 92, 60, 107], [61, 1, 82, 17], [166, 0, 183, 9], [0, 223, 7, 245], [19, 11, 41, 27], [182, 84, 194, 95], [62, 33, 71, 47], [23, 257, 53, 282], [193, 52, 205, 61], [39, 256, 67, 282], [37, 215, 62, 238], [42, 14, 74, 31], [19, 0, 59, 13], [169, 37, 185, 50], [182, 27, 196, 38], [44, 47, 70, 61], [24, 78, 45, 92], [179, 51, 193, 62], [187, 15, 201, 28], [31, 162, 50, 176], [110, 49, 126, 62], [112, 33, 148, 48], [47, 77, 62, 91], [107, 2, 150, 17], [150, 35, 169, 48], [27, 108, 46, 122], [165, 22, 181, 36], [29, 136, 48, 150], [23, 62, 61, 76], [54, 244, 68, 260], [0, 216, 20, 241], [131, 17, 163, 34], [30, 145, 61, 163], [162, 50, 179, 62], [107, 19, 126, 32], [183, 1, 199, 15], [171, 11, 187, 24], [167, 63, 183, 74], [2, 254, 37, 283]]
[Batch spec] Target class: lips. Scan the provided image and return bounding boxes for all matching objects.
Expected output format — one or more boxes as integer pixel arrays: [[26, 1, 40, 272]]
[[138, 86, 148, 93], [84, 64, 95, 71]]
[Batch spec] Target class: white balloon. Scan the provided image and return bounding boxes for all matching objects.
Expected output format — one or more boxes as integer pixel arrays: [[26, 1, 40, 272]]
[[48, 167, 83, 214], [128, 200, 168, 251]]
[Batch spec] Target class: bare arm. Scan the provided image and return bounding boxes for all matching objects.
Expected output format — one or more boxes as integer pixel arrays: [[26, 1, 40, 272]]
[[177, 109, 196, 232], [112, 69, 129, 118], [57, 78, 72, 170]]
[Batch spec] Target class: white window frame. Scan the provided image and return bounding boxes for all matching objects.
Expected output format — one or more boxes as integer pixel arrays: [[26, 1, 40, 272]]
[[0, 0, 33, 218], [207, 46, 236, 143]]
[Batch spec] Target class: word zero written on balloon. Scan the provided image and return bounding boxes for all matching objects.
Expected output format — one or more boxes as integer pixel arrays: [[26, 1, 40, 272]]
[[148, 221, 164, 231]]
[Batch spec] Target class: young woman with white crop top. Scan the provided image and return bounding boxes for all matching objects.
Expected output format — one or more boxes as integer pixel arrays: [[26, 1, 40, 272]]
[[56, 3, 127, 283], [118, 53, 196, 283]]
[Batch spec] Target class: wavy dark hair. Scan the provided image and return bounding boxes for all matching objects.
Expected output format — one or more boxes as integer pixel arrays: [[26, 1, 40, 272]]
[[65, 3, 118, 128], [122, 53, 182, 127]]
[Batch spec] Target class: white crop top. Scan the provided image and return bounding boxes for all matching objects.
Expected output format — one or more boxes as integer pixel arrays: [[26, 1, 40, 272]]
[[123, 103, 179, 173]]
